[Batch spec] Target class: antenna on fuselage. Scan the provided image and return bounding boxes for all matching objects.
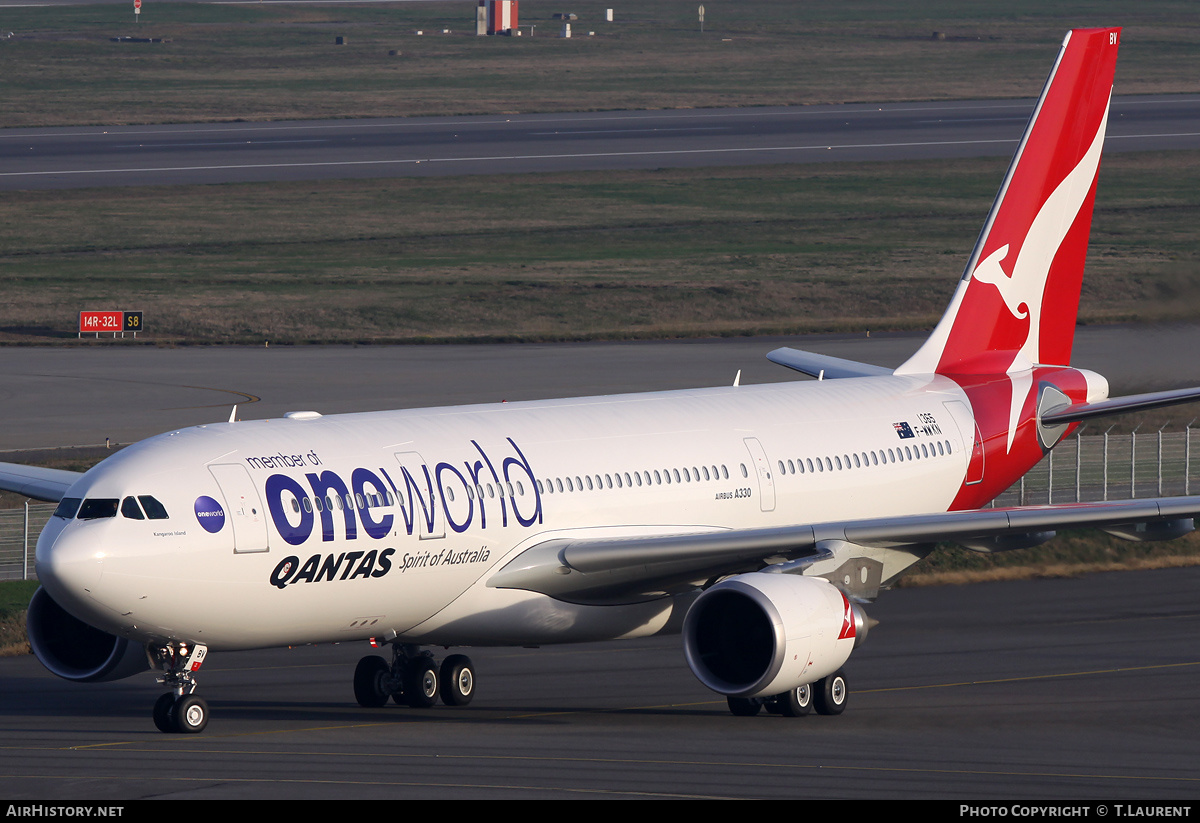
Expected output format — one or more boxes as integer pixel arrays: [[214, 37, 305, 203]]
[[228, 405, 237, 423], [733, 370, 741, 387]]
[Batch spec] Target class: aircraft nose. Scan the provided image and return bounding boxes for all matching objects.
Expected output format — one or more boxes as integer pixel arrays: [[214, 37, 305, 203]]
[[36, 522, 105, 606]]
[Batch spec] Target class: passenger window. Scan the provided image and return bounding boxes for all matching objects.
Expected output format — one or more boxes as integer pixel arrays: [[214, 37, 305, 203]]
[[78, 498, 119, 520], [121, 496, 145, 520], [53, 498, 82, 520]]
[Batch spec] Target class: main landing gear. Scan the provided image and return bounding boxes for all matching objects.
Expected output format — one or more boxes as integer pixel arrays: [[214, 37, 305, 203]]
[[150, 642, 211, 734], [354, 643, 475, 709], [725, 670, 848, 718]]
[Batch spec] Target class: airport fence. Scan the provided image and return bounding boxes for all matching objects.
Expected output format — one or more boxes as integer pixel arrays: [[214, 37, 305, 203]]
[[0, 502, 55, 581], [992, 425, 1198, 506], [0, 427, 1197, 581]]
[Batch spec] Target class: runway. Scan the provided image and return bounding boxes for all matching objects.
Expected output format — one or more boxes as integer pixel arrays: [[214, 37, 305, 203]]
[[2, 324, 1200, 453], [4, 95, 1200, 189], [2, 566, 1198, 799]]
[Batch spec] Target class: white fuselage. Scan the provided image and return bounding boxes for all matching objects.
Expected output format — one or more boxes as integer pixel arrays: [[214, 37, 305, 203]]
[[37, 373, 972, 651]]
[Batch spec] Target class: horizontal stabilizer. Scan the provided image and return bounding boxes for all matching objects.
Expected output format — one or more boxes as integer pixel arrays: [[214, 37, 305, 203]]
[[766, 348, 892, 380], [1041, 384, 1200, 425], [0, 462, 83, 503]]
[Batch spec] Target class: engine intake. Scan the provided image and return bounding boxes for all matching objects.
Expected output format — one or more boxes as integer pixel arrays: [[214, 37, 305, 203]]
[[26, 587, 148, 682], [682, 573, 862, 699]]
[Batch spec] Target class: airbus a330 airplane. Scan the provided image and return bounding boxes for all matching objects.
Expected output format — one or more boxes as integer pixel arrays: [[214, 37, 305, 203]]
[[5, 27, 1200, 734]]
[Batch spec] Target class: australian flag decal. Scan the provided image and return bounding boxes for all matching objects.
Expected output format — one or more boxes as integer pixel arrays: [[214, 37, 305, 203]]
[[893, 421, 915, 439]]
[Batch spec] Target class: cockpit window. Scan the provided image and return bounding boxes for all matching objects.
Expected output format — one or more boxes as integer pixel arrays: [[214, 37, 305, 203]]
[[77, 498, 119, 520], [137, 496, 169, 520], [53, 498, 82, 519], [121, 496, 145, 520]]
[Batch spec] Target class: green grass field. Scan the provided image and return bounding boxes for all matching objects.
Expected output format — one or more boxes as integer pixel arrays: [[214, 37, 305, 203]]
[[2, 151, 1198, 344], [0, 1, 1197, 127], [0, 580, 36, 654], [1, 1, 1197, 344]]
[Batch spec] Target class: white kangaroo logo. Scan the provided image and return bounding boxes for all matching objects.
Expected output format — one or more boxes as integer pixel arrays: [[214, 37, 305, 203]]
[[971, 99, 1110, 450]]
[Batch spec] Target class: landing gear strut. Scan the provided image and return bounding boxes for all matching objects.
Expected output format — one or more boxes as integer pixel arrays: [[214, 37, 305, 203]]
[[353, 643, 475, 709], [150, 642, 210, 733]]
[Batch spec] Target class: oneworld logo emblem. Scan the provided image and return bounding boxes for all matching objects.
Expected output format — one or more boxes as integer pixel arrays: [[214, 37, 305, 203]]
[[194, 496, 226, 533]]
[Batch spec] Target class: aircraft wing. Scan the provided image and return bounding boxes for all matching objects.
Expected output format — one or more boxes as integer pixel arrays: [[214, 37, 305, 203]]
[[0, 462, 83, 503], [488, 495, 1200, 605]]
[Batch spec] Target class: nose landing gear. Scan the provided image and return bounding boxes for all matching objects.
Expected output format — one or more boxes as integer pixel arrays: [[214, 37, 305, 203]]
[[150, 642, 210, 734]]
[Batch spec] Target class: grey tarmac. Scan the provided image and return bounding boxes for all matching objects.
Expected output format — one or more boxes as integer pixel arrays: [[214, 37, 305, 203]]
[[0, 565, 1198, 799]]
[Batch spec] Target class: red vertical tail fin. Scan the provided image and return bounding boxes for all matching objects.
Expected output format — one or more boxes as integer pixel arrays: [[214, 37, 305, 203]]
[[897, 28, 1120, 377]]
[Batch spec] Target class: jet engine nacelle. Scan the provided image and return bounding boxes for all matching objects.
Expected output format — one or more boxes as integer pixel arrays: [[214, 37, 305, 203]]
[[682, 573, 862, 699], [25, 587, 149, 682]]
